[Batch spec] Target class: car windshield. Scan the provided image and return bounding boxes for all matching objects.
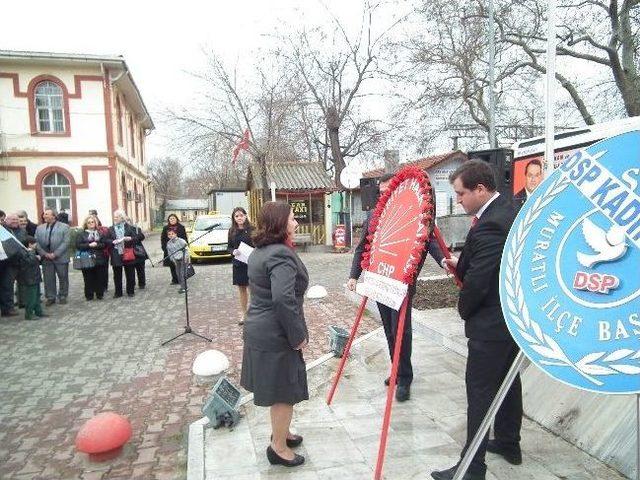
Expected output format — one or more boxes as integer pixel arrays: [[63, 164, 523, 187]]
[[193, 217, 231, 231]]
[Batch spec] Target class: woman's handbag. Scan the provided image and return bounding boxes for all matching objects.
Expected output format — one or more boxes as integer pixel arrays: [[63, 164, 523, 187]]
[[134, 244, 147, 259], [72, 251, 96, 270], [122, 246, 136, 263], [184, 263, 196, 279]]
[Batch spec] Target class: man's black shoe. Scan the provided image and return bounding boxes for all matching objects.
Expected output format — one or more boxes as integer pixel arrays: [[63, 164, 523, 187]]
[[1, 310, 19, 318], [384, 377, 396, 386], [487, 440, 522, 465], [431, 465, 485, 480], [395, 384, 410, 402]]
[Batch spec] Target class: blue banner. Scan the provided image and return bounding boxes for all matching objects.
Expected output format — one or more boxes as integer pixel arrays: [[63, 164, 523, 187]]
[[500, 130, 640, 394]]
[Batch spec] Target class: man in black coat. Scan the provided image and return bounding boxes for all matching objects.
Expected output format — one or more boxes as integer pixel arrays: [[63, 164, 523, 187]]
[[347, 173, 444, 402], [16, 210, 38, 236], [432, 160, 522, 480]]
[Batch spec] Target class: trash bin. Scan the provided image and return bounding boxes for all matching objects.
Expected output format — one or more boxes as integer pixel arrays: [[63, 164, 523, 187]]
[[328, 325, 350, 358]]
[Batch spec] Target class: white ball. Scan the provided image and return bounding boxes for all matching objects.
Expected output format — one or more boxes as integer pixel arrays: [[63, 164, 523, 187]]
[[192, 350, 230, 376], [307, 285, 328, 299]]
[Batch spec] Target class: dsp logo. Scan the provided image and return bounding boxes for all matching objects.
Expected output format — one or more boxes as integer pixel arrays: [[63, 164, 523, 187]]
[[572, 271, 619, 294]]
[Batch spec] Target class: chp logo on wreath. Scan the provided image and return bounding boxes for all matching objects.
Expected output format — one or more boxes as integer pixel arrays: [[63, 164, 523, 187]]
[[357, 166, 434, 310], [500, 130, 640, 394]]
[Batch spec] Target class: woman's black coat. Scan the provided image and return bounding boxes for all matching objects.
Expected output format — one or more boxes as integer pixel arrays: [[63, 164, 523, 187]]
[[108, 223, 144, 267], [76, 230, 110, 265]]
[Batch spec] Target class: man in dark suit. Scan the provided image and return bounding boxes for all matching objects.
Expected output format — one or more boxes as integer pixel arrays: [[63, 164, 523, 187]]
[[347, 173, 444, 402], [431, 160, 522, 480], [513, 159, 543, 212]]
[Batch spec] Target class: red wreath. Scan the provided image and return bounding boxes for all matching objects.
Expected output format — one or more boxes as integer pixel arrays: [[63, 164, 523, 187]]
[[360, 166, 435, 285]]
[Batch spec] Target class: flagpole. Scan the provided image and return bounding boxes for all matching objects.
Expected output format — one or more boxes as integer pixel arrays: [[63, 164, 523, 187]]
[[544, 0, 556, 173]]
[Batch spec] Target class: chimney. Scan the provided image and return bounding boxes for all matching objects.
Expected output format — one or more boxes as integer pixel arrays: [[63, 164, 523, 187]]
[[383, 149, 399, 174]]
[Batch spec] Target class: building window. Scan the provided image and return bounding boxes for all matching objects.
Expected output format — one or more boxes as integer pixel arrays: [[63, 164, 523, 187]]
[[129, 115, 135, 158], [35, 81, 64, 133], [42, 172, 71, 218], [116, 97, 123, 145], [139, 129, 144, 165]]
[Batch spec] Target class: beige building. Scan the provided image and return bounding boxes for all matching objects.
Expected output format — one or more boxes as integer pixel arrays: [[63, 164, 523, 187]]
[[0, 50, 154, 228], [164, 199, 209, 224]]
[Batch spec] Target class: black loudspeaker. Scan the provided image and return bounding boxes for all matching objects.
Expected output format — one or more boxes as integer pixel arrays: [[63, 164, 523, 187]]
[[360, 177, 380, 211], [467, 148, 514, 196]]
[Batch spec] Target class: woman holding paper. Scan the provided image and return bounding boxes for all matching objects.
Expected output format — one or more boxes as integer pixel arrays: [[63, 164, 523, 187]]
[[240, 201, 309, 467], [228, 207, 254, 325]]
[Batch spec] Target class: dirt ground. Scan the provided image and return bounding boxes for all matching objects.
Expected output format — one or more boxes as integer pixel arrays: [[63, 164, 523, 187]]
[[413, 278, 459, 310]]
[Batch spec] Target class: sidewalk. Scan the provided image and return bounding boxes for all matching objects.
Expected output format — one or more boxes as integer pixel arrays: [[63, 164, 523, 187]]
[[0, 239, 380, 480], [191, 308, 628, 480]]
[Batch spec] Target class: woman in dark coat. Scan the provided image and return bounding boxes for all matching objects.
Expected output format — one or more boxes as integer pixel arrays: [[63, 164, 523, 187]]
[[228, 207, 254, 325], [161, 214, 188, 285], [108, 210, 144, 298], [76, 215, 110, 300], [129, 219, 148, 289], [240, 201, 309, 468]]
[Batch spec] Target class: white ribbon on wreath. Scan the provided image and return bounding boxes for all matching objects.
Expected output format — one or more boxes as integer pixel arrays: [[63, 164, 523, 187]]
[[503, 175, 640, 387]]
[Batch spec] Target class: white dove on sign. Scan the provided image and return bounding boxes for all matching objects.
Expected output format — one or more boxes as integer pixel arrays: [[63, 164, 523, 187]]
[[576, 219, 628, 268]]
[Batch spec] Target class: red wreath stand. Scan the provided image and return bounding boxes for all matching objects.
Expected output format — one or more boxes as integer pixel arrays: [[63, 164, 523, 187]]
[[326, 166, 459, 479]]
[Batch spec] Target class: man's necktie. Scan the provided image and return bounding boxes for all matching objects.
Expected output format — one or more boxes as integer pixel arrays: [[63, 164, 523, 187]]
[[471, 216, 479, 228]]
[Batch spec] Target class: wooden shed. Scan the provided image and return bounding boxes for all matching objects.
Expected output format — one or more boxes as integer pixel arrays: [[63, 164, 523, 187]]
[[246, 162, 337, 245]]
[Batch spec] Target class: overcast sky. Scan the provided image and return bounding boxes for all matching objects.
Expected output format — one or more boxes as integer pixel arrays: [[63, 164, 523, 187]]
[[1, 0, 374, 159]]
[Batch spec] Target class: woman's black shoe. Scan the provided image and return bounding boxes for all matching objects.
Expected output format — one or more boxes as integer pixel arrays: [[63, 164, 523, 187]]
[[266, 446, 304, 467], [270, 434, 303, 448]]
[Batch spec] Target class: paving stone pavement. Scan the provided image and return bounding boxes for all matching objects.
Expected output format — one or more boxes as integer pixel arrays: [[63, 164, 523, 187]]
[[0, 234, 403, 480]]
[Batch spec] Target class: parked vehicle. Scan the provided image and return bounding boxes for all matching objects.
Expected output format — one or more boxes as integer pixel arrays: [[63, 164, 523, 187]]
[[188, 213, 233, 262]]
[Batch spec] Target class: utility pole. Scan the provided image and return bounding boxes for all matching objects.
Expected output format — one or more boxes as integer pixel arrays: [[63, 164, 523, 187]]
[[487, 0, 497, 148]]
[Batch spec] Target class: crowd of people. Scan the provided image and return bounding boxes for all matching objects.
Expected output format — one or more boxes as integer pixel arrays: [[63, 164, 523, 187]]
[[1, 160, 522, 477], [0, 208, 148, 320]]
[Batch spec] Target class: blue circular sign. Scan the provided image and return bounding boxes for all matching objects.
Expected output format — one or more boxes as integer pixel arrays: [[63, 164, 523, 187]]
[[500, 130, 640, 394]]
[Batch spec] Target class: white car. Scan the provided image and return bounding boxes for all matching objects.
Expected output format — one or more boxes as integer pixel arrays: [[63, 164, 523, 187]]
[[188, 214, 232, 262]]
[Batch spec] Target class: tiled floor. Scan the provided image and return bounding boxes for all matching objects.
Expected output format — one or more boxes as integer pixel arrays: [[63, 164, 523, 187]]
[[195, 329, 628, 479]]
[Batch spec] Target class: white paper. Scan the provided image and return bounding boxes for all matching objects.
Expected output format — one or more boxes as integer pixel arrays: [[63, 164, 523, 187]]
[[236, 241, 254, 264], [355, 270, 408, 310]]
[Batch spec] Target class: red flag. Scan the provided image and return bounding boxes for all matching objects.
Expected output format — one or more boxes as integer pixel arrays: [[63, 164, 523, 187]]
[[232, 129, 250, 163]]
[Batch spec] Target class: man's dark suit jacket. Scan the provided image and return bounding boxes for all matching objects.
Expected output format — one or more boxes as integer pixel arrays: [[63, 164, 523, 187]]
[[512, 188, 527, 212], [456, 194, 516, 341]]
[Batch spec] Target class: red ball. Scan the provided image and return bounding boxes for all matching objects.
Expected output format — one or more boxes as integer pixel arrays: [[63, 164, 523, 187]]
[[75, 412, 132, 458]]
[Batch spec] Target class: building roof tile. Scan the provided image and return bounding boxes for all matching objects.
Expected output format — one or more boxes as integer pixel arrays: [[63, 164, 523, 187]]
[[249, 162, 336, 191]]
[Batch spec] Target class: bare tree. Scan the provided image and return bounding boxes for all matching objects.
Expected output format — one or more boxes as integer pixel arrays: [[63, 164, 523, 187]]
[[286, 2, 401, 185], [499, 0, 640, 119], [395, 0, 638, 151], [168, 53, 312, 200], [396, 0, 543, 149], [148, 157, 184, 218]]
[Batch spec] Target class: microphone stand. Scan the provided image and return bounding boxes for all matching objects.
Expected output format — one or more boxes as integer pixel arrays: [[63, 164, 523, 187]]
[[159, 227, 217, 346]]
